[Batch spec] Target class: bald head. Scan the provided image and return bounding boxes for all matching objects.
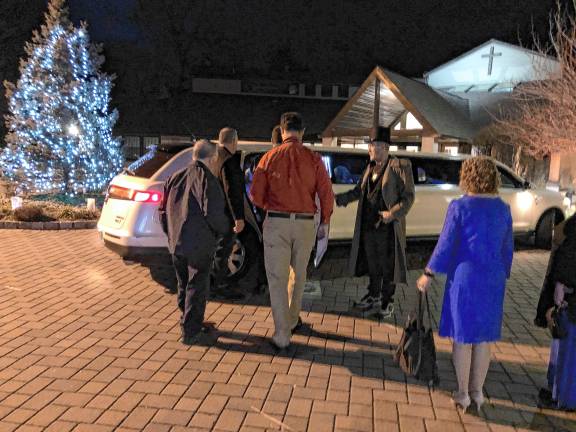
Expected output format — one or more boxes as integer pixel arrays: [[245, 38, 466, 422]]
[[218, 127, 238, 153], [193, 139, 217, 162]]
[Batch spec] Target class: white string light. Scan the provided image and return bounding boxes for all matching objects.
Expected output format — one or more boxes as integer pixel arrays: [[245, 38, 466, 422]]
[[0, 0, 124, 195]]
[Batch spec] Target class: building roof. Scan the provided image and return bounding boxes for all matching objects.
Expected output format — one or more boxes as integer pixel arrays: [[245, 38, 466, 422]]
[[114, 92, 345, 141], [423, 38, 557, 78], [323, 66, 476, 141]]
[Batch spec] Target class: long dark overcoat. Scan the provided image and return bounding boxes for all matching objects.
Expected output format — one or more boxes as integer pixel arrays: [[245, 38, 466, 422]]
[[337, 156, 415, 284], [535, 215, 576, 327]]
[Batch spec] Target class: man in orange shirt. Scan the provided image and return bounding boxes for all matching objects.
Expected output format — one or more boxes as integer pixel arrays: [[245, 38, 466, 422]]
[[251, 112, 334, 349]]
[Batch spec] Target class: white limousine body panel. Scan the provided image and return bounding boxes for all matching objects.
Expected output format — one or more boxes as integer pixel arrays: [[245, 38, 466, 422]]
[[98, 144, 570, 255]]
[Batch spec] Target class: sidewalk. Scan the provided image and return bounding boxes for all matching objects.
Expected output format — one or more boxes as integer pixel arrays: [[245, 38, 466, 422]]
[[0, 230, 574, 431]]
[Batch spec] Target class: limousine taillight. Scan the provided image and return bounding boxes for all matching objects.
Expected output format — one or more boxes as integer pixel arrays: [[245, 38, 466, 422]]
[[107, 185, 162, 204]]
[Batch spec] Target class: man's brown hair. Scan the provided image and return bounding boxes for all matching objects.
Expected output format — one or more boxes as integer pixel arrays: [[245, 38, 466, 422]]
[[280, 112, 304, 132]]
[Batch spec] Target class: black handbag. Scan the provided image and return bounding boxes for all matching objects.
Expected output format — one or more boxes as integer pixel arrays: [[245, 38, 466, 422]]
[[551, 305, 568, 339], [394, 291, 440, 386]]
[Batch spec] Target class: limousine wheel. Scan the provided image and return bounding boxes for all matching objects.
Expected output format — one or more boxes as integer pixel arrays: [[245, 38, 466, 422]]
[[226, 227, 262, 290], [535, 210, 563, 250]]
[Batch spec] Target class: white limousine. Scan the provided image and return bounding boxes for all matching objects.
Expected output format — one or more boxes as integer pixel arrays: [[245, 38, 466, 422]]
[[98, 143, 571, 282]]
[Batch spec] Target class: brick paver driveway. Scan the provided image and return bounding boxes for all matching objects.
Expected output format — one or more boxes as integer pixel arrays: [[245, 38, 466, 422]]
[[0, 230, 575, 432]]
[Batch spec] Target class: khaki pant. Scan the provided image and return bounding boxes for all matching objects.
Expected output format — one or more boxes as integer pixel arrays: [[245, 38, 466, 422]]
[[263, 215, 316, 347]]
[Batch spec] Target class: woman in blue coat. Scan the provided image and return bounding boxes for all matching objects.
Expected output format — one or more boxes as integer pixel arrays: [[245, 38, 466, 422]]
[[417, 156, 514, 413]]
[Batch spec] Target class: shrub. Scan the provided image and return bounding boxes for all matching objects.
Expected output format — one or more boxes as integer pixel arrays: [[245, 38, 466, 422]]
[[54, 206, 99, 221], [0, 197, 100, 222], [13, 205, 53, 222]]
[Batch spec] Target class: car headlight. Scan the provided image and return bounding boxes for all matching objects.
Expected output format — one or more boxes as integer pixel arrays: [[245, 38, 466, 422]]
[[517, 191, 534, 212], [563, 192, 575, 216]]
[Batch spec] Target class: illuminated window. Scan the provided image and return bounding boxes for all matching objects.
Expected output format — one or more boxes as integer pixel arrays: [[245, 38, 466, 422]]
[[389, 145, 398, 151], [393, 123, 402, 131], [444, 146, 459, 156], [406, 146, 419, 152], [321, 155, 332, 178], [406, 112, 423, 130]]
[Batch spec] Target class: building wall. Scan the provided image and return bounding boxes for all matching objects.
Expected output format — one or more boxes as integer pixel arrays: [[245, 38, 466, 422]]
[[559, 154, 576, 190], [426, 41, 560, 89]]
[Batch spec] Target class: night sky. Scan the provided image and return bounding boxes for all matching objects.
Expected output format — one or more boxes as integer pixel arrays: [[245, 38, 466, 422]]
[[2, 0, 568, 79], [67, 0, 568, 78], [0, 0, 572, 137]]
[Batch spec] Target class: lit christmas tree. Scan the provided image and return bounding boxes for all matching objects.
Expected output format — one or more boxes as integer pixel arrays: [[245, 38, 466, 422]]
[[0, 0, 123, 194]]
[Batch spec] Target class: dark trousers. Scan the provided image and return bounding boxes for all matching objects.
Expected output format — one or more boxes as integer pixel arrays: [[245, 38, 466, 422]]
[[362, 224, 395, 304], [212, 231, 235, 285], [172, 254, 212, 337]]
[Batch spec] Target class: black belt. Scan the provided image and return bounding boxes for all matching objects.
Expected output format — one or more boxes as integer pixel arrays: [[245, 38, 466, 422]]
[[267, 211, 314, 220]]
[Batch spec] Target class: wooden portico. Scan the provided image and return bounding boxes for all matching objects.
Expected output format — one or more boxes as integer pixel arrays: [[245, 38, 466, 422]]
[[322, 67, 476, 153]]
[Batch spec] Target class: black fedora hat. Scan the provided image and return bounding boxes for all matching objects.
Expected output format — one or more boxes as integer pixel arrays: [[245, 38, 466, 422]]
[[369, 126, 391, 144]]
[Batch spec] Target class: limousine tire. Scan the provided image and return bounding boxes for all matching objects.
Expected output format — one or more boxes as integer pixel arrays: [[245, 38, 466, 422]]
[[226, 227, 263, 292], [535, 210, 562, 250]]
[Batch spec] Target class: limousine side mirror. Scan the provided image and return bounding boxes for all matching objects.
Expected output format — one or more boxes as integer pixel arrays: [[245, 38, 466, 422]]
[[522, 180, 531, 189]]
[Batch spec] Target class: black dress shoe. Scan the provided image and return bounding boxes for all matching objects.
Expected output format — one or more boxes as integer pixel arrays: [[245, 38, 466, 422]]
[[164, 285, 177, 294], [538, 388, 553, 402], [291, 317, 303, 335], [181, 331, 216, 346]]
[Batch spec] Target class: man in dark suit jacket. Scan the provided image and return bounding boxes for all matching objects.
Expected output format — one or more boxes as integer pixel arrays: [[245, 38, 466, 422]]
[[211, 127, 247, 300], [160, 139, 231, 345]]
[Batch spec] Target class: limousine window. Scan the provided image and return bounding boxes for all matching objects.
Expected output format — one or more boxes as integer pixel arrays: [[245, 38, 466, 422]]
[[127, 145, 190, 179], [243, 152, 265, 194], [498, 167, 521, 188], [324, 153, 369, 184], [410, 158, 461, 185]]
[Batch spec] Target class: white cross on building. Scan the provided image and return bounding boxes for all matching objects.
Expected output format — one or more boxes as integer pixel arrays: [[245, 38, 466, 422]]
[[481, 46, 502, 76]]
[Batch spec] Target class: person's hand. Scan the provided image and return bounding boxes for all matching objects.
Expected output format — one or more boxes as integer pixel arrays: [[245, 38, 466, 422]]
[[546, 307, 555, 330], [317, 223, 328, 240], [417, 274, 432, 292], [335, 195, 347, 207], [379, 210, 394, 224], [234, 219, 245, 234]]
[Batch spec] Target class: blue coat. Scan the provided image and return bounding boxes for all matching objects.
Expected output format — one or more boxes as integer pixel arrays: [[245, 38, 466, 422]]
[[428, 195, 514, 344]]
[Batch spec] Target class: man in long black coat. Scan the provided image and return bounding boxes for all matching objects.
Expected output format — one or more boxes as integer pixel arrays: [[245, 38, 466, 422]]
[[160, 139, 231, 345], [335, 127, 415, 318]]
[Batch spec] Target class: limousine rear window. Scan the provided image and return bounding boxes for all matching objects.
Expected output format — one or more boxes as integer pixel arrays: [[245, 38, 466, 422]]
[[127, 145, 187, 179], [410, 158, 461, 185]]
